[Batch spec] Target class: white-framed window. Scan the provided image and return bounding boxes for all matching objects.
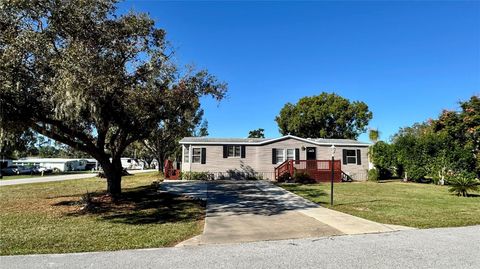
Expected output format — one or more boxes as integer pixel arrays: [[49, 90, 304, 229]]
[[286, 149, 295, 160], [183, 146, 189, 163], [192, 148, 202, 163], [227, 145, 241, 158], [276, 149, 285, 164], [345, 150, 357, 164]]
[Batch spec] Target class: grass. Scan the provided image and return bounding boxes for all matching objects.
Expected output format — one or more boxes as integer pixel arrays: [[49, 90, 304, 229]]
[[0, 172, 205, 255], [280, 180, 480, 228], [1, 171, 96, 180]]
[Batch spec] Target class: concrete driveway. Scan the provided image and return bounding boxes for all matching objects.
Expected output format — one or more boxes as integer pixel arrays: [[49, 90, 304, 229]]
[[162, 180, 411, 246]]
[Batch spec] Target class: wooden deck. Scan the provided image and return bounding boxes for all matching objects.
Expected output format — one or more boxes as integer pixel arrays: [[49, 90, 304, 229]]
[[275, 160, 343, 182]]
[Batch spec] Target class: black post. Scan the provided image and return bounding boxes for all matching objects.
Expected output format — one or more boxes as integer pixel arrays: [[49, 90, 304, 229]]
[[0, 154, 3, 179], [330, 155, 334, 206]]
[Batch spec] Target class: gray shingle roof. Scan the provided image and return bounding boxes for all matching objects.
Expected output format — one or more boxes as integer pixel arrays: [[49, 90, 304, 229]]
[[179, 137, 269, 143], [179, 135, 370, 146], [308, 138, 370, 145]]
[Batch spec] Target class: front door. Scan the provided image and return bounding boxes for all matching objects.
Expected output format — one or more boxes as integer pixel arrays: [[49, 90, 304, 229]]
[[306, 147, 316, 160], [306, 147, 317, 170]]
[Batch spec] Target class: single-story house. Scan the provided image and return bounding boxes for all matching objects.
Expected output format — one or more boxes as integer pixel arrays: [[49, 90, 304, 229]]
[[179, 135, 370, 181]]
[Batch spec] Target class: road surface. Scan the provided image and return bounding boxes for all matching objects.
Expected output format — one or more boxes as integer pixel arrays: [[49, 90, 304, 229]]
[[1, 225, 479, 269]]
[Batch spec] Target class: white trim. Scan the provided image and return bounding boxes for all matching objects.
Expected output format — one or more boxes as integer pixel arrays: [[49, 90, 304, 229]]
[[182, 145, 188, 164], [179, 135, 370, 147], [188, 145, 192, 172]]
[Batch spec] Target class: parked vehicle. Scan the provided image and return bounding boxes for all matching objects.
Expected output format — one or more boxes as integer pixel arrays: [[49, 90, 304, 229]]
[[1, 165, 32, 175], [32, 166, 53, 174]]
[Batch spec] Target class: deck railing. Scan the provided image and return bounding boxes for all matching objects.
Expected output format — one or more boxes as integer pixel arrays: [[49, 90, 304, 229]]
[[274, 160, 294, 180], [275, 160, 342, 182]]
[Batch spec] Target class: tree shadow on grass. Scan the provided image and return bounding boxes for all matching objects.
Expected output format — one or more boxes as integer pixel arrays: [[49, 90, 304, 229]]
[[333, 199, 384, 206], [52, 184, 205, 225]]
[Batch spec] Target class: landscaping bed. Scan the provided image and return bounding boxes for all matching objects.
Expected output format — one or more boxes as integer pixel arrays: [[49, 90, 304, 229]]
[[280, 181, 480, 228], [0, 172, 205, 255]]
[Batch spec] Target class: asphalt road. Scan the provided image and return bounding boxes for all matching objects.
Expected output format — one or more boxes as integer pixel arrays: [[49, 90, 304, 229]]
[[0, 169, 157, 186], [2, 225, 479, 269]]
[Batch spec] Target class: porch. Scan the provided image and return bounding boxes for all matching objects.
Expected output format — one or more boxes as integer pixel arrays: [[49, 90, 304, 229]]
[[274, 160, 349, 182]]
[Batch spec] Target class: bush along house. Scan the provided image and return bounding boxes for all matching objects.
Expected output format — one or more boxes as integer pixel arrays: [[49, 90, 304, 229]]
[[179, 135, 370, 182]]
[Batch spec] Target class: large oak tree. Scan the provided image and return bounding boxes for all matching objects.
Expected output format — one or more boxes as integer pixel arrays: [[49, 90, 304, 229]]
[[0, 0, 226, 197], [275, 92, 372, 139]]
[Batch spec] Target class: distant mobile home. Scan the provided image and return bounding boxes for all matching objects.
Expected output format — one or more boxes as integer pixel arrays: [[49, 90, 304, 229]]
[[120, 158, 145, 170], [13, 158, 89, 172], [179, 135, 370, 181]]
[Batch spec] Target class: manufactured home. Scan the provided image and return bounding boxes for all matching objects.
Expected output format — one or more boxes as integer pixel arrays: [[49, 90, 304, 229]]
[[179, 135, 370, 181], [13, 158, 89, 172], [120, 158, 146, 170]]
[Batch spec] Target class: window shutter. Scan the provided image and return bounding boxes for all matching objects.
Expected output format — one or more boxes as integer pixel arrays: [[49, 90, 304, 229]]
[[201, 148, 206, 164], [223, 145, 228, 158], [241, 145, 246, 158], [295, 148, 300, 164], [356, 149, 361, 165], [342, 149, 347, 165], [272, 148, 277, 164]]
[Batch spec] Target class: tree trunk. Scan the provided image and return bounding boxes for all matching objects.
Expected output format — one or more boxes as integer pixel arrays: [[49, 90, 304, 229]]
[[102, 157, 123, 199], [158, 155, 165, 173]]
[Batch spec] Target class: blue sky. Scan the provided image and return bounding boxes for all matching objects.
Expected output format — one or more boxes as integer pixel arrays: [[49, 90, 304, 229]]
[[120, 1, 479, 142]]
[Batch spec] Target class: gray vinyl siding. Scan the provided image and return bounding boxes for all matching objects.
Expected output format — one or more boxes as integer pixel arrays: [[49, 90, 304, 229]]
[[181, 137, 369, 181]]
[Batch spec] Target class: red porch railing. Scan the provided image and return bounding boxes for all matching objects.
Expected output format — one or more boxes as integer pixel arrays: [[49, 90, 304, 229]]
[[275, 160, 342, 182], [164, 160, 180, 180]]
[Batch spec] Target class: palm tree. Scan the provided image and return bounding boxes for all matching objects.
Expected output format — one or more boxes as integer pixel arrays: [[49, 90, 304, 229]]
[[368, 128, 380, 144], [448, 175, 480, 197]]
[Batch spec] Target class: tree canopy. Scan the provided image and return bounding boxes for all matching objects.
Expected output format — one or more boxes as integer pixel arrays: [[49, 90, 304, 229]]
[[275, 92, 372, 139], [368, 129, 380, 143], [0, 0, 226, 197], [370, 96, 479, 182], [144, 92, 207, 171], [248, 128, 265, 138]]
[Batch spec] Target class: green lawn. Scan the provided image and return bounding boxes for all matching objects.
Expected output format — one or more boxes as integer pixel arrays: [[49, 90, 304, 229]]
[[0, 172, 205, 255], [280, 181, 480, 228]]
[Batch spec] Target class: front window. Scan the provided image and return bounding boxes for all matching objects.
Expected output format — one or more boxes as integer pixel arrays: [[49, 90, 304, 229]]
[[192, 148, 202, 163], [183, 146, 189, 163], [276, 149, 285, 164], [286, 149, 295, 160], [346, 150, 357, 164], [227, 145, 241, 158]]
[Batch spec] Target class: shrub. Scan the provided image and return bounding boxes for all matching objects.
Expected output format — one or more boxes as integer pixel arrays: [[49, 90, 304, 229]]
[[246, 174, 262, 181], [447, 172, 480, 197], [276, 172, 291, 183], [368, 169, 379, 182], [293, 171, 316, 184], [405, 165, 427, 182], [181, 171, 210, 181]]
